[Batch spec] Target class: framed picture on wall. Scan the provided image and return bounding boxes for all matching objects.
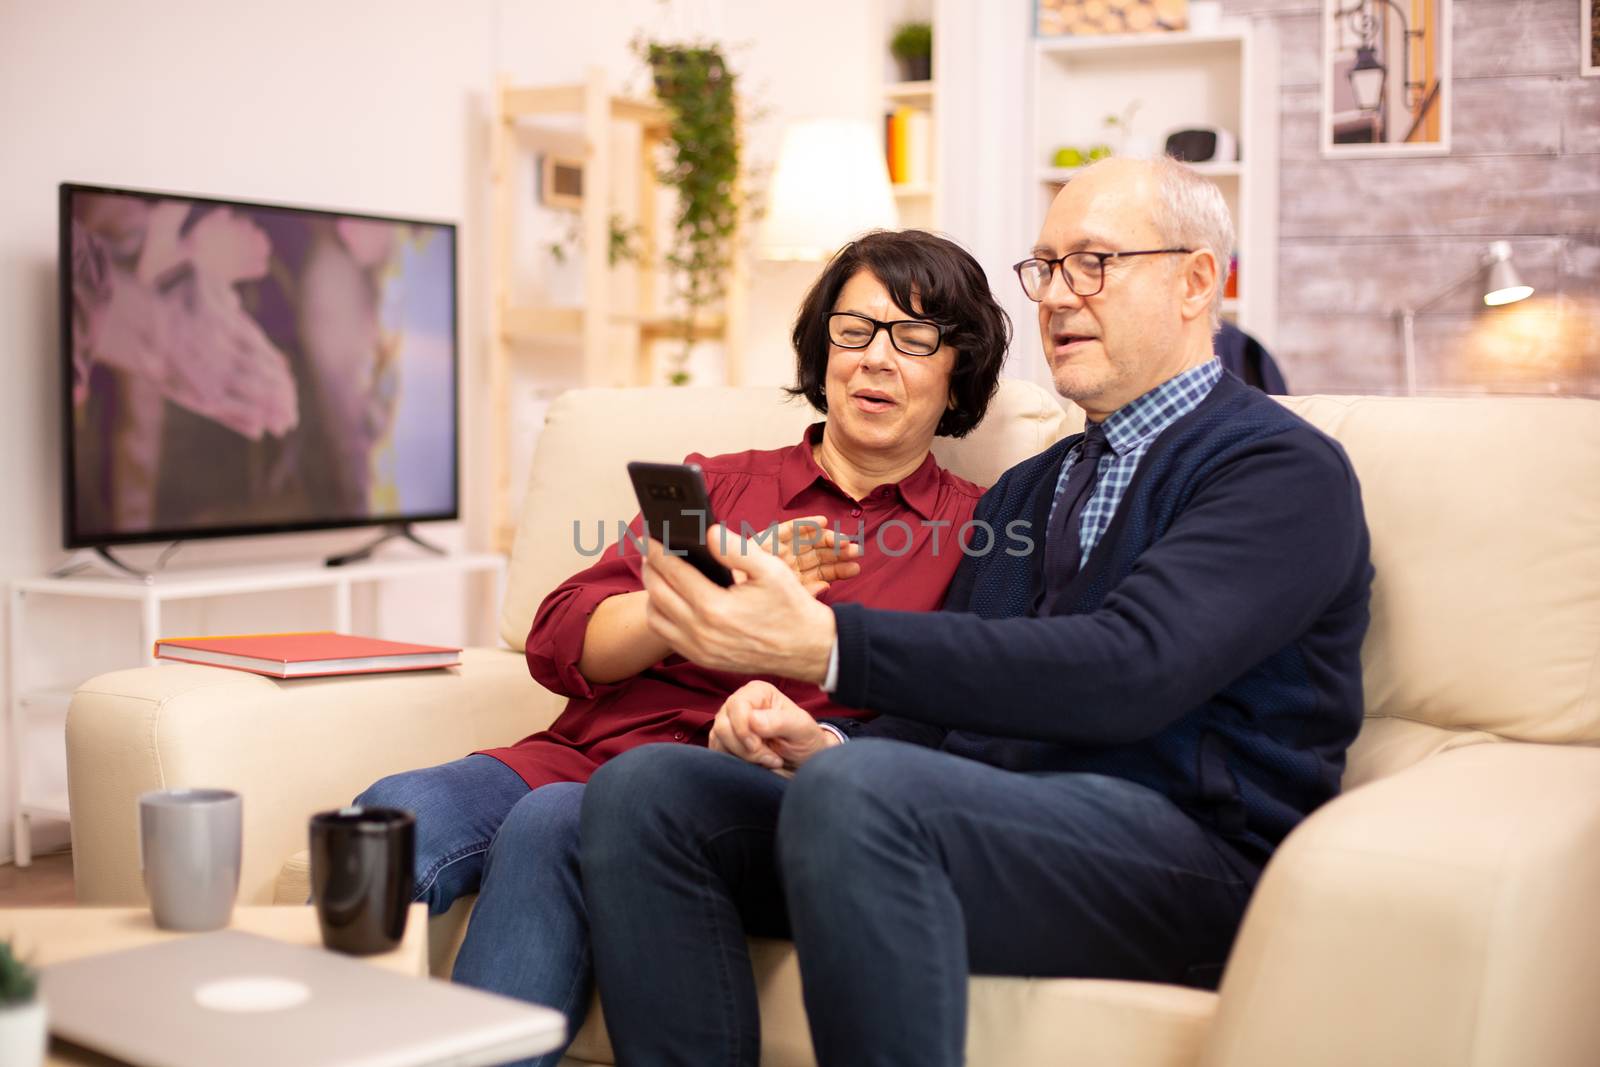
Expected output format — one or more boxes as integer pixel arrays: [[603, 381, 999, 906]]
[[1322, 0, 1452, 157], [1584, 0, 1599, 76]]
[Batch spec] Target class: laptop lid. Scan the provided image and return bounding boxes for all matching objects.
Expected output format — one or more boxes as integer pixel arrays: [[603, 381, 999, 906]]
[[40, 930, 565, 1067]]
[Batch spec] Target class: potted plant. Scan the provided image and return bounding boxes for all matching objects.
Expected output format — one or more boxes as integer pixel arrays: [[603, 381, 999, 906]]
[[890, 21, 932, 82], [636, 38, 744, 385], [0, 941, 45, 1067]]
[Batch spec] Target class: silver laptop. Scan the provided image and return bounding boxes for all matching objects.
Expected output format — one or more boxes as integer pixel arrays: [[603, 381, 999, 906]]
[[40, 930, 566, 1067]]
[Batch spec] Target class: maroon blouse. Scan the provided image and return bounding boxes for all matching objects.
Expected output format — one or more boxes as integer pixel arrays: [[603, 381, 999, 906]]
[[477, 424, 984, 790]]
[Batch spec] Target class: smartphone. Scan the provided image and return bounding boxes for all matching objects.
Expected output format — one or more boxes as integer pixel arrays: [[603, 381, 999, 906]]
[[626, 461, 736, 587]]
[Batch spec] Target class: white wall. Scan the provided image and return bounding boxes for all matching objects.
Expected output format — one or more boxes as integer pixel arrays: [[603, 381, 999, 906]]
[[0, 0, 885, 865]]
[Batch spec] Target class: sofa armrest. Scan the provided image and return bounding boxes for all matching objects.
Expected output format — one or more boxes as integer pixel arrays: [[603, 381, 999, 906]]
[[66, 648, 562, 907], [1200, 742, 1600, 1067]]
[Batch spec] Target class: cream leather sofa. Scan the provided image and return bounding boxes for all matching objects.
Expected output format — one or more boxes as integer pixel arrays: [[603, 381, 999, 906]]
[[66, 379, 1600, 1066]]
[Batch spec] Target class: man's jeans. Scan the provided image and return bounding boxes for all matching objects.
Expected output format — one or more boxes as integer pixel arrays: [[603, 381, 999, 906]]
[[580, 741, 1263, 1067], [354, 754, 590, 1067]]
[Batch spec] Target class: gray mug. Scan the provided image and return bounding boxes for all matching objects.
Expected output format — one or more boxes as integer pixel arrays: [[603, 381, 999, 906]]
[[138, 788, 242, 931]]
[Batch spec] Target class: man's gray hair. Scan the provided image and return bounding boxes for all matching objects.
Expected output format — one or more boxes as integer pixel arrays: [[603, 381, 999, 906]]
[[1147, 155, 1235, 331]]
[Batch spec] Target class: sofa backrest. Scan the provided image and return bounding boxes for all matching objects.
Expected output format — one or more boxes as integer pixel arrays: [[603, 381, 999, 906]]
[[1279, 395, 1600, 785], [499, 378, 1080, 650], [502, 382, 1600, 790]]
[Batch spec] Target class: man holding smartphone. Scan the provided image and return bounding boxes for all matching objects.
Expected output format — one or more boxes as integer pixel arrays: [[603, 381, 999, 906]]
[[578, 156, 1374, 1066]]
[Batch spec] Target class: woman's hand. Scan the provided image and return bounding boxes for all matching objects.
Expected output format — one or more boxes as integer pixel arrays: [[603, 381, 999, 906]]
[[709, 680, 842, 773], [753, 515, 862, 595]]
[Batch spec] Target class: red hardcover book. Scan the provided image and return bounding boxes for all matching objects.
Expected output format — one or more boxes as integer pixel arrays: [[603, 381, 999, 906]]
[[154, 632, 461, 679]]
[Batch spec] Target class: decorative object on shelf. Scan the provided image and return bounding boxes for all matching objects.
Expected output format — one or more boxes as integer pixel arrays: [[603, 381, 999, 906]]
[[547, 213, 642, 268], [760, 119, 898, 262], [636, 38, 744, 384], [1395, 241, 1535, 395], [1037, 0, 1188, 37], [1101, 98, 1143, 156], [1164, 126, 1240, 163], [890, 20, 933, 82], [0, 941, 45, 1067], [1188, 0, 1223, 32], [538, 153, 584, 210], [1585, 0, 1599, 77], [1052, 146, 1086, 168], [1047, 102, 1141, 173], [1322, 0, 1451, 156]]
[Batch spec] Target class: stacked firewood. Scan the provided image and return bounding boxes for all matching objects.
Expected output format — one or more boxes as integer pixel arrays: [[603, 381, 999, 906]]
[[1036, 0, 1189, 37]]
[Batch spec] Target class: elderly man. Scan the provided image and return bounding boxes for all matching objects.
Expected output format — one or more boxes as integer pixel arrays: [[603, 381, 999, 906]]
[[579, 157, 1374, 1066]]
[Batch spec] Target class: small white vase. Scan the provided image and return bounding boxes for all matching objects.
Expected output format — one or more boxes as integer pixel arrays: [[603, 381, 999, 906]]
[[0, 998, 47, 1067]]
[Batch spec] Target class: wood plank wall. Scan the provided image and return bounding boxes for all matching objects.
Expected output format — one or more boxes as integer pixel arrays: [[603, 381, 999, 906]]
[[1220, 0, 1599, 395]]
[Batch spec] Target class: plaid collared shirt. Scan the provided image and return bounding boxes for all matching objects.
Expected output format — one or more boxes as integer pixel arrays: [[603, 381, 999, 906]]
[[1048, 358, 1224, 568]]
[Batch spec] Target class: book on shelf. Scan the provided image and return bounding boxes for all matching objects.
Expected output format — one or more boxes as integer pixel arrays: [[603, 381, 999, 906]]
[[884, 106, 932, 187], [904, 108, 930, 186], [154, 632, 462, 679]]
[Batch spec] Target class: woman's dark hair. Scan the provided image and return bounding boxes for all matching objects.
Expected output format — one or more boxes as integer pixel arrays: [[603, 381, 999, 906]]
[[788, 229, 1010, 438]]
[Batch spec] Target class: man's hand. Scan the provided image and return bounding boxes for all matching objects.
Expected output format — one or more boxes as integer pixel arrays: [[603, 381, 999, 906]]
[[642, 525, 837, 685], [710, 681, 842, 771], [762, 515, 862, 595]]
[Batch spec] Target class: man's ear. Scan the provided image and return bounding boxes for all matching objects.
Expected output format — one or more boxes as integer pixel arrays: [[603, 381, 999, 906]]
[[1180, 249, 1220, 324]]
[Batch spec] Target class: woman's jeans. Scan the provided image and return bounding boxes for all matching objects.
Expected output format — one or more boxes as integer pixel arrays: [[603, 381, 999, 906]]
[[354, 754, 590, 1067]]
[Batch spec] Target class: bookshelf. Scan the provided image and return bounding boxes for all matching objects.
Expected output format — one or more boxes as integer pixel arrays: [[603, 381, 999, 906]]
[[488, 69, 750, 551], [1028, 21, 1280, 345], [884, 8, 939, 230]]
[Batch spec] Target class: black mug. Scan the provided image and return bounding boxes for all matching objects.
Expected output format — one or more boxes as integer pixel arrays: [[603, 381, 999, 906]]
[[309, 806, 415, 955]]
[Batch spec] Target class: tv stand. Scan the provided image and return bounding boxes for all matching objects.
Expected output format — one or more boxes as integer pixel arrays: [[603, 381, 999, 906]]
[[325, 524, 448, 568], [49, 546, 154, 583], [8, 551, 506, 865]]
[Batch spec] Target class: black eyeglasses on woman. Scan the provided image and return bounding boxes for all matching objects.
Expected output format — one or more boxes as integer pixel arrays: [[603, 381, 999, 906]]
[[826, 312, 945, 357]]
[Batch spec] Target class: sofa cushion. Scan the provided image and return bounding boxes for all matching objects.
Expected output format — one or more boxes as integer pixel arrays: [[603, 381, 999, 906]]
[[70, 648, 547, 907], [499, 379, 1078, 649], [1280, 395, 1600, 765]]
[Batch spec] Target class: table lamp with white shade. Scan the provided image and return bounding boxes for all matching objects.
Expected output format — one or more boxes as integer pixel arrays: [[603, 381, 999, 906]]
[[759, 118, 899, 262], [1397, 240, 1535, 394]]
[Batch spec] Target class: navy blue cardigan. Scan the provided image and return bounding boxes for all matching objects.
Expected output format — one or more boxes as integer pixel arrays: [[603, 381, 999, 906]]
[[830, 372, 1373, 858]]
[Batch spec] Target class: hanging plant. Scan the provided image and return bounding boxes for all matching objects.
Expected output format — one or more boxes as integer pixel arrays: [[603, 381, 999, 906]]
[[636, 38, 742, 385]]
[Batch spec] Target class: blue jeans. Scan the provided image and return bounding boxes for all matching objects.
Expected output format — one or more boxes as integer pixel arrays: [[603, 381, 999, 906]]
[[353, 755, 591, 1067], [580, 741, 1263, 1067]]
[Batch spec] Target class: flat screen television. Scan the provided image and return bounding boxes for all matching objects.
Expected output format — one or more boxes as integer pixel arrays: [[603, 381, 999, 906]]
[[60, 182, 459, 550]]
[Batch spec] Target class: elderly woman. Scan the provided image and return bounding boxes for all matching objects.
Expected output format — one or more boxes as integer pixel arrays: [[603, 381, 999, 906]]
[[352, 228, 1010, 1064]]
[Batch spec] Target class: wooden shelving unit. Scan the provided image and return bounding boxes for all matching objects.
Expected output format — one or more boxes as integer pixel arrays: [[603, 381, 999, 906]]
[[488, 68, 748, 551], [1028, 21, 1279, 344], [884, 7, 939, 230]]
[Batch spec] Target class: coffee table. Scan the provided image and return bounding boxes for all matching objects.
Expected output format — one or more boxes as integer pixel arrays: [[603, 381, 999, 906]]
[[0, 904, 427, 1066]]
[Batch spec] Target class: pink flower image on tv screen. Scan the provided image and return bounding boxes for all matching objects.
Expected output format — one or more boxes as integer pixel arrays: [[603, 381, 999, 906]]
[[64, 187, 458, 544]]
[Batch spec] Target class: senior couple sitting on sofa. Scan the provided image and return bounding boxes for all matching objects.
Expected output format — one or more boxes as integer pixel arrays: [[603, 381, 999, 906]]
[[68, 154, 1600, 1067], [360, 152, 1363, 1065]]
